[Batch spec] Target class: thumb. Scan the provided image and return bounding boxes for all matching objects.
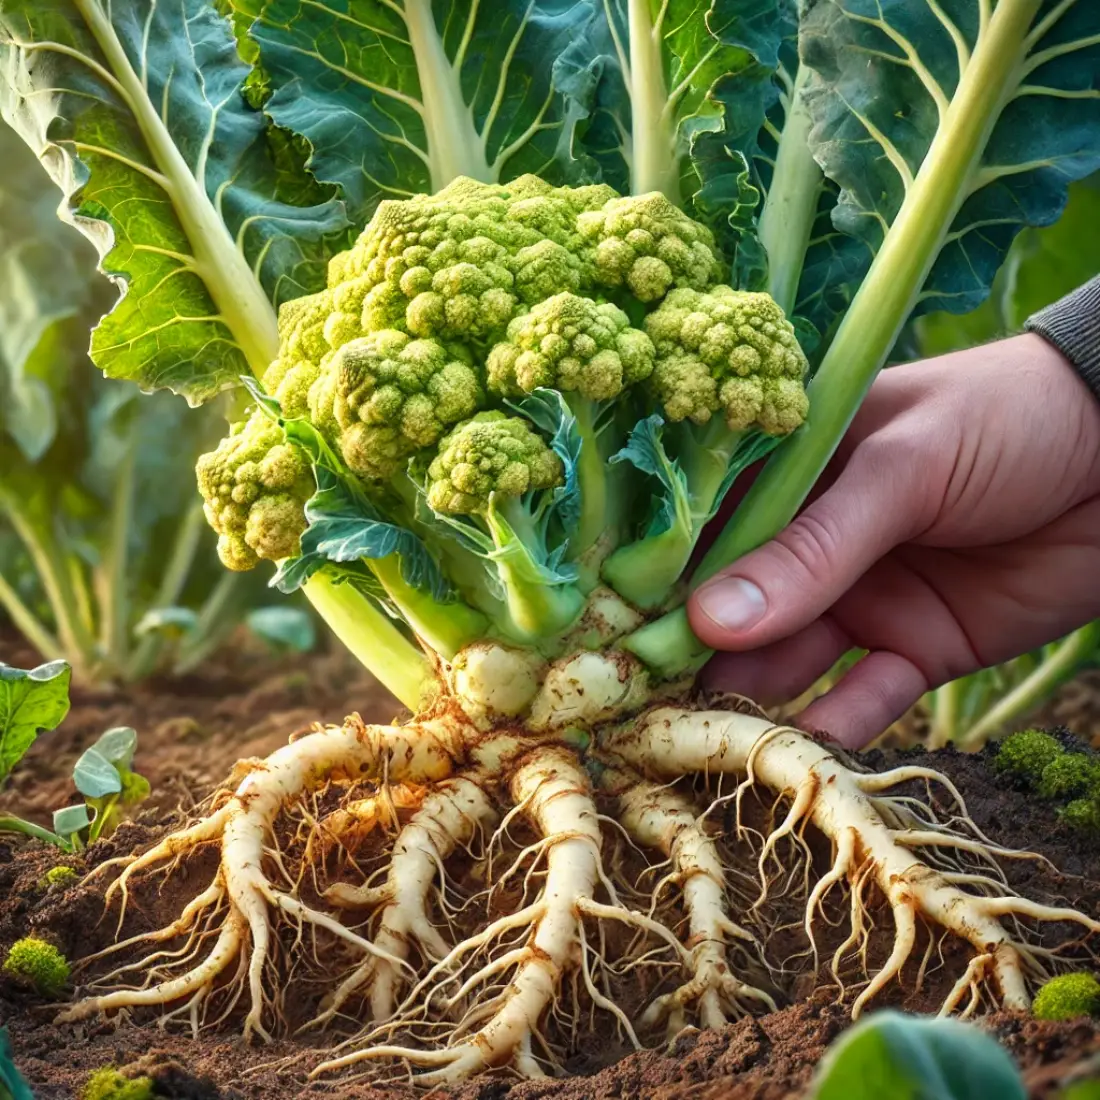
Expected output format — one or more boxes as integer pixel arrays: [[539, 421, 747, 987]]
[[687, 442, 923, 651]]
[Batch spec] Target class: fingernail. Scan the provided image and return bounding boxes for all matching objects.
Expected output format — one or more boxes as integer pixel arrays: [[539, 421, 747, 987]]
[[694, 577, 767, 632]]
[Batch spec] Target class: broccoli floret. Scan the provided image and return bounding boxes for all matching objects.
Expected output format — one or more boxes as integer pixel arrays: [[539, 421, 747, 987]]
[[577, 193, 722, 301], [2, 937, 70, 997], [1032, 973, 1100, 1020], [487, 292, 655, 402], [196, 412, 314, 571], [426, 412, 563, 516], [1038, 753, 1100, 800], [82, 1067, 154, 1100], [994, 730, 1065, 784], [309, 330, 484, 480], [39, 866, 79, 891], [644, 285, 809, 434]]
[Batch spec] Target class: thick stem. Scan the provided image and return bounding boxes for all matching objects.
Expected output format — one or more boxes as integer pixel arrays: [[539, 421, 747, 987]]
[[402, 0, 494, 188], [925, 678, 962, 751], [169, 573, 244, 677], [959, 622, 1100, 748], [0, 568, 62, 661], [368, 555, 487, 660], [301, 572, 433, 711], [95, 442, 136, 672], [73, 0, 279, 375], [623, 0, 1044, 677], [571, 398, 611, 572], [757, 66, 821, 317], [627, 0, 679, 200]]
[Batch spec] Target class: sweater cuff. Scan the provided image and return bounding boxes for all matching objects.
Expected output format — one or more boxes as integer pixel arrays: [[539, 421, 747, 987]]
[[1025, 275, 1100, 403]]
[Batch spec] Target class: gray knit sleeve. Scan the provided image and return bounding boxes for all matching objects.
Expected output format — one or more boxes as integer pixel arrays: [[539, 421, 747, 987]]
[[1024, 275, 1100, 402]]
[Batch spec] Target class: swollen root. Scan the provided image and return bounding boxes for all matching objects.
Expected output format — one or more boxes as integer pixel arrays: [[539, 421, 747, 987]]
[[60, 647, 1100, 1084], [609, 769, 777, 1033], [603, 709, 1100, 1017], [60, 718, 461, 1036]]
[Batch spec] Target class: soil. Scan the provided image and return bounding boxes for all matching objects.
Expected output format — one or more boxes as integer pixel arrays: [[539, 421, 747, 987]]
[[2, 630, 1100, 1100]]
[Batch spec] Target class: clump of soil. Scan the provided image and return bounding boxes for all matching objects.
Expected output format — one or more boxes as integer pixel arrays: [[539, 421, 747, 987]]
[[1, 634, 1099, 1099]]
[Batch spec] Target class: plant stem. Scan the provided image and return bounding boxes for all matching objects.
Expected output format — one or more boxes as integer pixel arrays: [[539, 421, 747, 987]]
[[959, 622, 1100, 749], [127, 505, 209, 680], [368, 555, 487, 659], [302, 572, 433, 710], [169, 573, 244, 677], [627, 0, 679, 200], [0, 569, 62, 661], [758, 65, 821, 317], [571, 399, 611, 574], [0, 815, 65, 848], [925, 677, 961, 750], [623, 0, 1042, 677], [95, 442, 136, 673]]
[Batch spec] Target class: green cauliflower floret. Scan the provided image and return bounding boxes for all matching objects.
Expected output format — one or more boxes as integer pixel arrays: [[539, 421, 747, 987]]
[[644, 285, 809, 434], [1038, 753, 1100, 800], [3, 937, 70, 997], [486, 292, 656, 401], [426, 411, 563, 516], [994, 730, 1065, 783], [308, 330, 484, 481], [1032, 972, 1100, 1020], [577, 193, 722, 302], [82, 1067, 154, 1100], [196, 413, 314, 571]]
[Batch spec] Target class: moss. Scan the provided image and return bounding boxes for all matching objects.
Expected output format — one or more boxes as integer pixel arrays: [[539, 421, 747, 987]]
[[81, 1067, 155, 1100], [995, 730, 1064, 784], [2, 937, 70, 997], [1033, 973, 1100, 1021], [1038, 754, 1100, 800], [1060, 797, 1100, 832], [39, 865, 79, 891]]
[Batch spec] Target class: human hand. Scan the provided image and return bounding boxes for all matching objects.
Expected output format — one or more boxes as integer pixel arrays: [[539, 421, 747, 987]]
[[687, 334, 1100, 750]]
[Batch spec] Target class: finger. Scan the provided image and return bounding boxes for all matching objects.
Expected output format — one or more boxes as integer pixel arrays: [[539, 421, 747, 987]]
[[794, 650, 929, 751], [701, 616, 850, 707], [688, 438, 925, 652]]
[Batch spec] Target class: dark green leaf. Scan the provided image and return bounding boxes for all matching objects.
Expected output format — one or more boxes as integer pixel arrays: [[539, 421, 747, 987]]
[[0, 661, 71, 784], [0, 1028, 34, 1100], [52, 803, 94, 837], [72, 747, 123, 799]]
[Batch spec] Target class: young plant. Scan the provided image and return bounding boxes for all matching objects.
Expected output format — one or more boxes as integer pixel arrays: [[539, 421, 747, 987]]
[[0, 661, 149, 850], [0, 120, 257, 686], [3, 0, 1099, 1084]]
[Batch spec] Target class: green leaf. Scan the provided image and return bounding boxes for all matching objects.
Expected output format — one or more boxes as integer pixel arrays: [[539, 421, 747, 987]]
[[0, 0, 349, 402], [0, 661, 71, 785], [0, 1028, 34, 1100], [802, 0, 1100, 322], [246, 606, 316, 652], [560, 0, 783, 217], [90, 726, 138, 767], [811, 1012, 1026, 1100], [611, 415, 691, 542], [52, 803, 94, 837], [227, 0, 597, 227], [72, 747, 123, 799], [134, 607, 200, 638]]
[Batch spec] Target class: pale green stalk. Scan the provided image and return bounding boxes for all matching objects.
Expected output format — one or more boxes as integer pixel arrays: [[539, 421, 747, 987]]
[[0, 569, 62, 661], [757, 65, 822, 317], [170, 573, 245, 676], [301, 571, 433, 710], [627, 0, 680, 200], [958, 622, 1100, 749], [624, 0, 1043, 676], [925, 678, 962, 750], [0, 815, 65, 848], [94, 443, 136, 671]]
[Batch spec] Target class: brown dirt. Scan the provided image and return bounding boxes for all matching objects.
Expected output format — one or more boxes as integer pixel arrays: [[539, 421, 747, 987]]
[[1, 637, 1099, 1099]]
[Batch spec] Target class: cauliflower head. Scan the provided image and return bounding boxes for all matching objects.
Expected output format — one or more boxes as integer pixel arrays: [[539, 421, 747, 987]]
[[487, 292, 656, 402], [196, 412, 314, 571], [427, 411, 563, 516], [3, 936, 70, 996], [309, 329, 484, 480], [577, 193, 722, 302], [645, 285, 809, 434]]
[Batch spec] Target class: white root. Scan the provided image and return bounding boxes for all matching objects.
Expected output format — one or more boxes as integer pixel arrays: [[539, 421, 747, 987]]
[[602, 709, 1100, 1016], [60, 719, 461, 1034], [609, 769, 777, 1034], [314, 774, 499, 1025]]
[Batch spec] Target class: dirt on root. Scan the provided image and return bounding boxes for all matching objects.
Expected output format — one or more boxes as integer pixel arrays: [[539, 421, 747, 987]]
[[2, 636, 1100, 1100]]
